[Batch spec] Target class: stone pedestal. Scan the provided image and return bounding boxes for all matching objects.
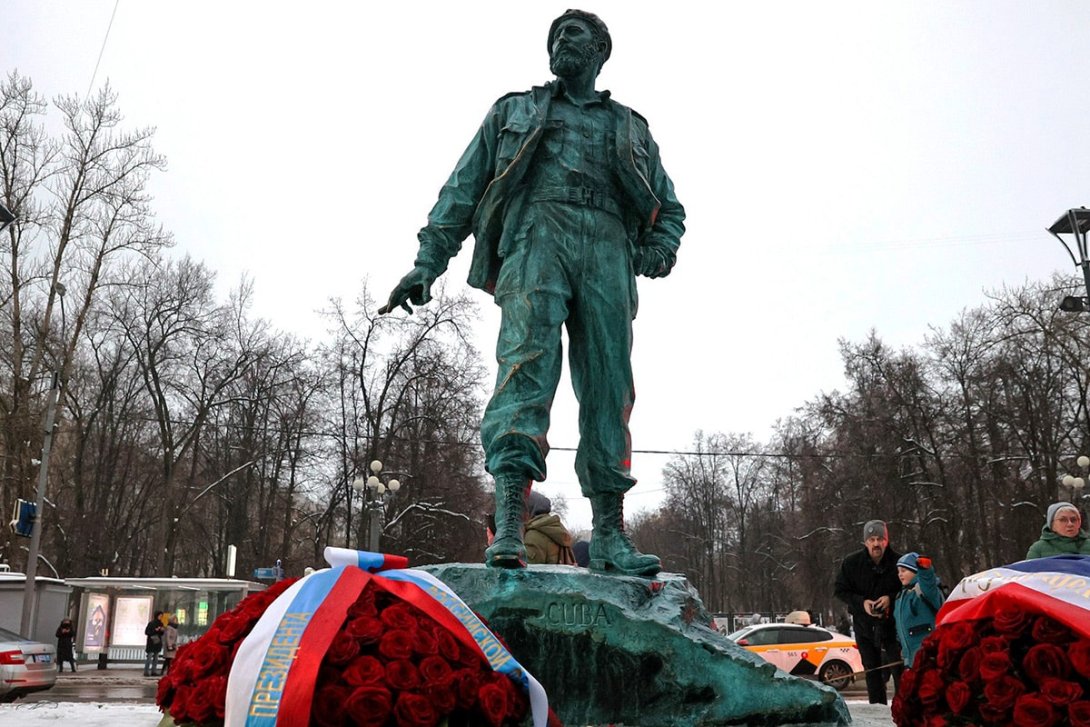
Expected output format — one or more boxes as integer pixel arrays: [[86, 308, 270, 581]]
[[422, 564, 849, 727]]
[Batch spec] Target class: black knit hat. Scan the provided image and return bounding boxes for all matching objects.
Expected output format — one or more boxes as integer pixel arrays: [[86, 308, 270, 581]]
[[548, 10, 611, 62]]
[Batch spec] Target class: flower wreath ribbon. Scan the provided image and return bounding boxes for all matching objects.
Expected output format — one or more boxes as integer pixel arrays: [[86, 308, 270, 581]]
[[937, 554, 1090, 639], [223, 547, 548, 727]]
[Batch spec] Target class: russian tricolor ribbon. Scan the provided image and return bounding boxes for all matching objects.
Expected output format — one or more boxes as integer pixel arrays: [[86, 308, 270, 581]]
[[937, 554, 1090, 639], [224, 548, 548, 727]]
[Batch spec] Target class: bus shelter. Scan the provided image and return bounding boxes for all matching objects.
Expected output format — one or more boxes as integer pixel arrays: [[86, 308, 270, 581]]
[[64, 576, 266, 665]]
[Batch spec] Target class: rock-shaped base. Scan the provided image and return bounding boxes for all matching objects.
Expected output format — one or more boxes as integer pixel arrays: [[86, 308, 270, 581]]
[[422, 564, 849, 727]]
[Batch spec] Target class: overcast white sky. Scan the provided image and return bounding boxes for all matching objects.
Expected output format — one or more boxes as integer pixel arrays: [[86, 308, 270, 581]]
[[6, 1, 1088, 532]]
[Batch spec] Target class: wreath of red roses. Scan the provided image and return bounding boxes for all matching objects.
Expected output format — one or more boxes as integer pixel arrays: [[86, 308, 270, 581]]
[[156, 577, 554, 727], [893, 608, 1090, 727]]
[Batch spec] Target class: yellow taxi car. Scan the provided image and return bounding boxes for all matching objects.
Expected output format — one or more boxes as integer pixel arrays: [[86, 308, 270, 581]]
[[725, 622, 863, 690]]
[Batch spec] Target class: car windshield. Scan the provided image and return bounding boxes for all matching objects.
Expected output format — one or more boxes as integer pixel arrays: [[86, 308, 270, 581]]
[[725, 627, 754, 641]]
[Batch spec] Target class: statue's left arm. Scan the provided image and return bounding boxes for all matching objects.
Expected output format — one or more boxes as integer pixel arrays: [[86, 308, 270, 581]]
[[635, 128, 686, 279]]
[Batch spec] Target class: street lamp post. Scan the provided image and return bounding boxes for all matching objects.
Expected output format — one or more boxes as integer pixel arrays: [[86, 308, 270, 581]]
[[351, 460, 403, 553], [1062, 455, 1089, 502], [1047, 207, 1090, 312]]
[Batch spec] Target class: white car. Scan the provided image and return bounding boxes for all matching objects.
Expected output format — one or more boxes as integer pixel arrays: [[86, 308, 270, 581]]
[[726, 622, 863, 690], [0, 625, 57, 702]]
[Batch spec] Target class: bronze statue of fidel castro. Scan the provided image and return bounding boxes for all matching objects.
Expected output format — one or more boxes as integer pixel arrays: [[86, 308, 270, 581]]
[[381, 9, 685, 577]]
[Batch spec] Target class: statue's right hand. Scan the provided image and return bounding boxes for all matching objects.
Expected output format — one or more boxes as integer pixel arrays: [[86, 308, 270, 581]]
[[378, 267, 436, 315]]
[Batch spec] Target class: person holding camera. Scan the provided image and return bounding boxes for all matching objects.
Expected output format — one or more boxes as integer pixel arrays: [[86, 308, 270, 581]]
[[834, 520, 904, 704]]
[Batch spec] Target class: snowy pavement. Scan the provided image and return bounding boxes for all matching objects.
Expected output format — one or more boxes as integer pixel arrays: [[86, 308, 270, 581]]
[[0, 700, 895, 726]]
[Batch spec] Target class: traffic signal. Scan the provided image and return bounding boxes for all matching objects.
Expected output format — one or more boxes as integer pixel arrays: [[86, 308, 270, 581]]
[[1059, 296, 1089, 313], [9, 499, 36, 538]]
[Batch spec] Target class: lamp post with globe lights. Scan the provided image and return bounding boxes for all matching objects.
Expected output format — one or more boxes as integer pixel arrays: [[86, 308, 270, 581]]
[[352, 460, 404, 553], [1062, 455, 1089, 502]]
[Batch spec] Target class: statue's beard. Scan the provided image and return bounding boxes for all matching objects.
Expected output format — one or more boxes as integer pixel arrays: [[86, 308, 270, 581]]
[[550, 43, 599, 77]]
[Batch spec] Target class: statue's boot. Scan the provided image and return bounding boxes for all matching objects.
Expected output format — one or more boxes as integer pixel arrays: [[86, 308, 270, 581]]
[[484, 474, 530, 568], [589, 493, 661, 577]]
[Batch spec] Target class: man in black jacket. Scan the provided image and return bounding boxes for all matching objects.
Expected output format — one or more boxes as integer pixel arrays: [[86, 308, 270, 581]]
[[834, 520, 903, 704]]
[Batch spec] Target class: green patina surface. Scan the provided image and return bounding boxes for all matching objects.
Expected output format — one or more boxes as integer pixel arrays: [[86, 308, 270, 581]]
[[423, 564, 851, 727]]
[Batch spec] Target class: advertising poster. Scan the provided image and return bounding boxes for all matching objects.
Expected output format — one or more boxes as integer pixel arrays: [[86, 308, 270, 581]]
[[82, 593, 110, 651], [112, 595, 153, 647]]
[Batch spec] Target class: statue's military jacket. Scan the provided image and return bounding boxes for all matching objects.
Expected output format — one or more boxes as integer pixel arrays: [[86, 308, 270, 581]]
[[414, 82, 686, 294]]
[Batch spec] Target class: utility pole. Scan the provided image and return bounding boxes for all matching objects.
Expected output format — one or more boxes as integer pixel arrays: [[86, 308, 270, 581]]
[[19, 373, 60, 638]]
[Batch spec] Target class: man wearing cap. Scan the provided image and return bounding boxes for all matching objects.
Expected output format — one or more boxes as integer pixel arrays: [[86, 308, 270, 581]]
[[381, 10, 684, 577], [1026, 502, 1090, 559], [834, 520, 903, 704]]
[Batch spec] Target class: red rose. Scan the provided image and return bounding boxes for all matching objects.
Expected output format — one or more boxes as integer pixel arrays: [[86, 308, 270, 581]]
[[1014, 693, 1058, 727], [187, 640, 229, 678], [899, 664, 918, 695], [925, 717, 949, 727], [349, 588, 379, 618], [419, 655, 454, 683], [980, 650, 1013, 681], [186, 678, 216, 725], [381, 602, 420, 630], [1041, 678, 1084, 705], [457, 640, 485, 668], [394, 690, 440, 727], [344, 655, 386, 686], [891, 692, 907, 725], [312, 684, 352, 727], [344, 685, 394, 727], [385, 659, 421, 691], [994, 608, 1032, 635], [958, 647, 982, 682], [917, 669, 946, 705], [196, 674, 228, 721], [1032, 616, 1074, 645], [985, 674, 1026, 710], [947, 680, 972, 715], [215, 612, 256, 645], [1024, 644, 1071, 685], [503, 676, 528, 721], [156, 671, 176, 709], [478, 680, 509, 727], [979, 702, 1010, 724], [413, 627, 439, 657], [1070, 700, 1090, 727], [431, 675, 457, 714], [326, 630, 361, 666], [379, 629, 416, 661], [170, 683, 195, 723], [436, 629, 462, 662], [942, 621, 977, 650], [347, 615, 385, 644], [980, 635, 1008, 653], [1071, 640, 1090, 679], [452, 668, 482, 710]]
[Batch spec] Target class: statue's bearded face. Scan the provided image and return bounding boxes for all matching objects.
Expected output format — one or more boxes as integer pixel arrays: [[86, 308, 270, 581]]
[[549, 19, 604, 77]]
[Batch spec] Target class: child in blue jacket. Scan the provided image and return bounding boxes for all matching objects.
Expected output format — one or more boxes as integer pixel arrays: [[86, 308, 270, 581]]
[[893, 552, 944, 668]]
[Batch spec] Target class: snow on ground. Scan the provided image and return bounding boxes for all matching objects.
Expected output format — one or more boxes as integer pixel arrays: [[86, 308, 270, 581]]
[[0, 702, 161, 725], [0, 701, 894, 726]]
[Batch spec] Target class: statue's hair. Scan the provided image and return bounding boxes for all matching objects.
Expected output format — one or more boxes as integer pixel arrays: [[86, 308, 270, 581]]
[[548, 9, 611, 63]]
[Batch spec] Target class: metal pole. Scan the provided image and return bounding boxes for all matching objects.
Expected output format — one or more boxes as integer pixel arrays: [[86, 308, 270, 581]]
[[19, 372, 60, 638], [368, 501, 383, 553]]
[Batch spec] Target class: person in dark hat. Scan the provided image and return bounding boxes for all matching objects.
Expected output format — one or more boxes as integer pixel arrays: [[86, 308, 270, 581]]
[[834, 520, 903, 704], [523, 492, 576, 565], [381, 9, 684, 577]]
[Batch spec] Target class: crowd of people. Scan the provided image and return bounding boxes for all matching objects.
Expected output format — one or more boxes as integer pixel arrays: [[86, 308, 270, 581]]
[[834, 500, 1090, 705]]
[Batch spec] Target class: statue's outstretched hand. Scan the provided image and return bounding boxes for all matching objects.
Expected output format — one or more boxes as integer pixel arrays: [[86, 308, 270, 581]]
[[378, 266, 437, 315], [634, 246, 676, 279]]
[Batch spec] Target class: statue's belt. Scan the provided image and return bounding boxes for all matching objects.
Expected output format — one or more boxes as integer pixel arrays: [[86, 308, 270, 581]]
[[530, 186, 623, 219]]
